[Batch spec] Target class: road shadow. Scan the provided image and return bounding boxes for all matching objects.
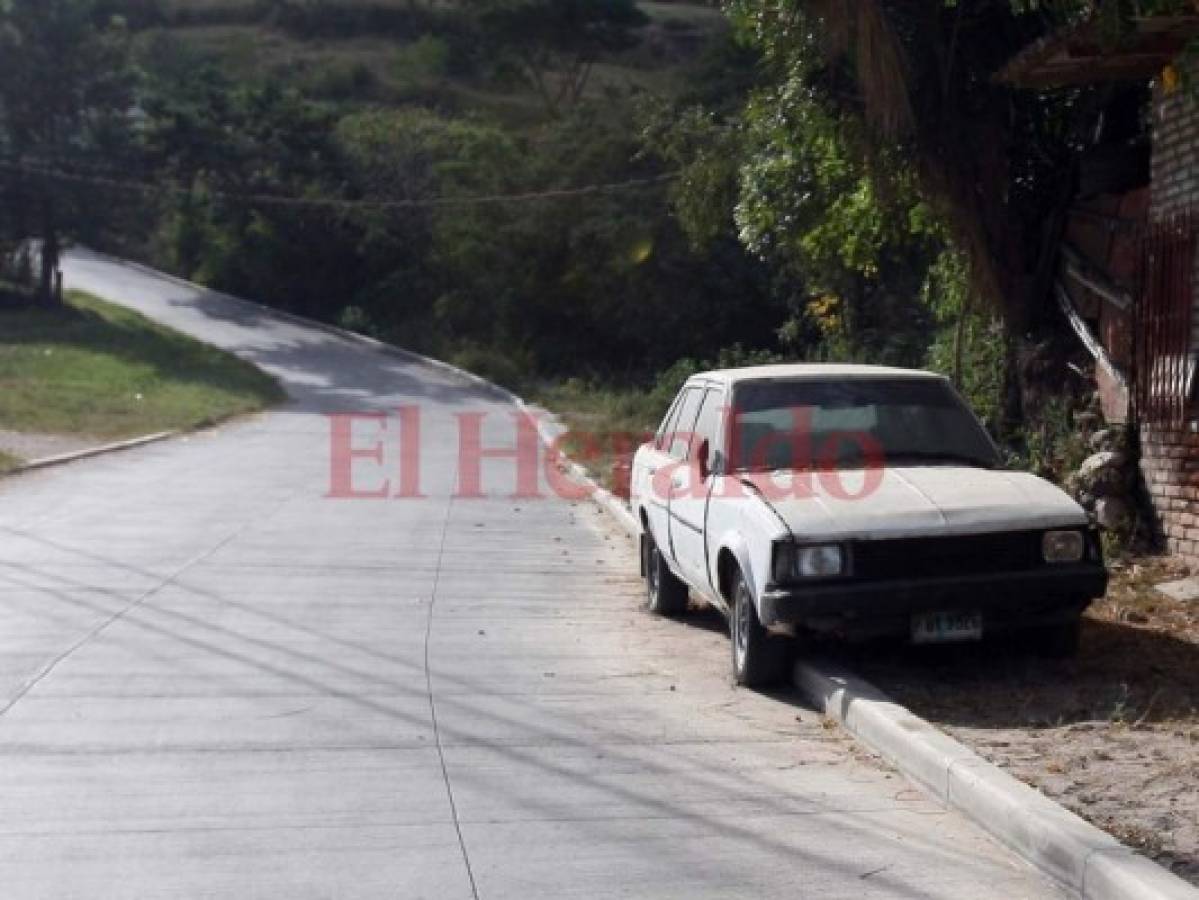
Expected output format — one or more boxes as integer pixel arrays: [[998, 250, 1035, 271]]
[[0, 529, 951, 900], [63, 249, 505, 416], [825, 617, 1199, 729], [160, 284, 503, 414], [676, 601, 728, 635]]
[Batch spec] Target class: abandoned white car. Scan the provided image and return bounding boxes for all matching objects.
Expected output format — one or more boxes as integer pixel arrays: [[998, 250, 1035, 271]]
[[630, 364, 1108, 687]]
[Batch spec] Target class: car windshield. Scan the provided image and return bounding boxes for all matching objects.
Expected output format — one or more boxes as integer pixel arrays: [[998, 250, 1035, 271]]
[[730, 378, 1000, 472]]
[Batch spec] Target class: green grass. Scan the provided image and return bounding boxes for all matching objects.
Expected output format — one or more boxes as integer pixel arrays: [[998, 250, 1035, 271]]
[[0, 291, 284, 441], [526, 378, 670, 492], [0, 450, 20, 473], [530, 378, 663, 439]]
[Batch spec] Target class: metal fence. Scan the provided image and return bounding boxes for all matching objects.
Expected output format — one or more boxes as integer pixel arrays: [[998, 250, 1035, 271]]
[[1136, 212, 1197, 426]]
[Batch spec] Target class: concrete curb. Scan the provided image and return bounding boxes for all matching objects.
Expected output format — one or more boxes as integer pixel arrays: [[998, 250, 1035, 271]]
[[795, 661, 1199, 899], [80, 253, 1196, 898], [8, 431, 180, 476]]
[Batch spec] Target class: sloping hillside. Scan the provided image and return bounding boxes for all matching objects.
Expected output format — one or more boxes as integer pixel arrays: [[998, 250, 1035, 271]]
[[132, 1, 726, 122]]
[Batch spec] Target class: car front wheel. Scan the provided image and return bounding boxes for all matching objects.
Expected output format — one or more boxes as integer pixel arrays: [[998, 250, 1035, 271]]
[[644, 531, 688, 616], [730, 568, 789, 687]]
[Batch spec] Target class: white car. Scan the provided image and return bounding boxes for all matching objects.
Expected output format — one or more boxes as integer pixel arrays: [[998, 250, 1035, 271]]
[[630, 364, 1107, 686]]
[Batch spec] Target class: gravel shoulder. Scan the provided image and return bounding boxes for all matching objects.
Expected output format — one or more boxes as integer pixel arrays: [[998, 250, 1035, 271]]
[[845, 555, 1199, 885]]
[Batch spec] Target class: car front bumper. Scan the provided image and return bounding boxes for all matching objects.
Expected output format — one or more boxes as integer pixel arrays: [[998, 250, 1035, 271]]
[[760, 564, 1108, 638]]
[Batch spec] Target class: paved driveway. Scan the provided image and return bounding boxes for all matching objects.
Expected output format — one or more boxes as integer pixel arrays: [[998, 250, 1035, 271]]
[[0, 250, 1061, 897]]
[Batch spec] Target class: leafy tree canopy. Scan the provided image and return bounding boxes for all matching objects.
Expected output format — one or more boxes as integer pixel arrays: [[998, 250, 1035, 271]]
[[471, 0, 649, 114]]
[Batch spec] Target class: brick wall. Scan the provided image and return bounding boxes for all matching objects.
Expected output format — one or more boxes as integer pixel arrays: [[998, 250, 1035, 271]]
[[1151, 81, 1199, 219], [1141, 423, 1199, 558], [1142, 72, 1199, 559]]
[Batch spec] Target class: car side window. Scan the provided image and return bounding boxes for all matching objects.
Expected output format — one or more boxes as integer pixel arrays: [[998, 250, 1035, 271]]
[[692, 389, 726, 472], [668, 387, 704, 460], [654, 392, 685, 452]]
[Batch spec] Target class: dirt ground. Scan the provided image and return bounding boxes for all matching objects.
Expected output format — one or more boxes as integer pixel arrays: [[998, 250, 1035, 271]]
[[0, 429, 97, 465], [844, 556, 1199, 885]]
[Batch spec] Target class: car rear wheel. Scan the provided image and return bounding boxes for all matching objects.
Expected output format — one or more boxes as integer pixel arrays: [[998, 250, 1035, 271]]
[[644, 531, 688, 616], [730, 568, 789, 687]]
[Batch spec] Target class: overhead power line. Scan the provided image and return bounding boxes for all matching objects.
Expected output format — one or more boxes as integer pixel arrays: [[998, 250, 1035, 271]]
[[0, 159, 679, 211]]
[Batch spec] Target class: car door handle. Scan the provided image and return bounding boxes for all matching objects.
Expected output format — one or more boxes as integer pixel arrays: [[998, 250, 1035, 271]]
[[647, 465, 658, 476]]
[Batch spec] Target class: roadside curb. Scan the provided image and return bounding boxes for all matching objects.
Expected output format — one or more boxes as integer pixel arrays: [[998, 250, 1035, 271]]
[[76, 252, 1196, 898], [9, 431, 180, 476], [795, 661, 1199, 900]]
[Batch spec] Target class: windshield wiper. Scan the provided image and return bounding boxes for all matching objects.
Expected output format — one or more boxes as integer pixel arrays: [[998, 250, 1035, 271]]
[[885, 451, 996, 468]]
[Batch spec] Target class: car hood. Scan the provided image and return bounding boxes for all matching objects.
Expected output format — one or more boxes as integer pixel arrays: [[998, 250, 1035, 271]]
[[746, 465, 1088, 541]]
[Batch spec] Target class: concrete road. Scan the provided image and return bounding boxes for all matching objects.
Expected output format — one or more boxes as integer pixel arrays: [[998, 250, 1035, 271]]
[[0, 249, 1062, 898]]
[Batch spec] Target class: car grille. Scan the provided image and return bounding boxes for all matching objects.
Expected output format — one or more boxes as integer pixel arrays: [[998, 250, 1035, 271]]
[[850, 530, 1045, 580]]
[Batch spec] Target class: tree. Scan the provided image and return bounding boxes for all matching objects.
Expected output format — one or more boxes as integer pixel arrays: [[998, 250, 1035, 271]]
[[139, 47, 361, 319], [723, 0, 1199, 334], [644, 33, 942, 368], [0, 0, 135, 303], [706, 0, 1144, 432], [475, 0, 649, 116]]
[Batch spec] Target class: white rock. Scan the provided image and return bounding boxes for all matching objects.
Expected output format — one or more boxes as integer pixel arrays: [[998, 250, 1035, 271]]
[[1079, 451, 1126, 479], [1089, 428, 1119, 452], [1155, 576, 1199, 603], [1094, 496, 1130, 531]]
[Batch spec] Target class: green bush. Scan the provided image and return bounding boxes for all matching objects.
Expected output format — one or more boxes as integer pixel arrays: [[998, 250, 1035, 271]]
[[95, 0, 167, 28], [168, 1, 261, 27], [1018, 395, 1090, 481], [922, 249, 1006, 430], [337, 305, 378, 337], [447, 344, 533, 392], [927, 315, 1006, 430], [644, 345, 784, 419], [301, 59, 378, 100], [713, 343, 786, 369], [393, 34, 450, 87], [648, 357, 701, 411], [263, 0, 458, 41]]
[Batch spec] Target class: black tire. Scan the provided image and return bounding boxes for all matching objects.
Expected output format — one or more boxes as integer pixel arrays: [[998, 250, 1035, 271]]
[[644, 531, 688, 616], [730, 568, 789, 687], [1029, 617, 1082, 659]]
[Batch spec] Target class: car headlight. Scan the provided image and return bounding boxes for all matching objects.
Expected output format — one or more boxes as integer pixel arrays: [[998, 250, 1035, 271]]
[[1043, 529, 1085, 563], [796, 545, 845, 577], [773, 542, 845, 581]]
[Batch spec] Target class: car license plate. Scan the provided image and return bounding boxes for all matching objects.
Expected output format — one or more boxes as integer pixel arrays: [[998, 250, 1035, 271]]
[[911, 611, 983, 644]]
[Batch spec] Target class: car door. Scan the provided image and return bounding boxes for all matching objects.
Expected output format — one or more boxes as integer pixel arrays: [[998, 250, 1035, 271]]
[[668, 387, 725, 590], [642, 386, 699, 552]]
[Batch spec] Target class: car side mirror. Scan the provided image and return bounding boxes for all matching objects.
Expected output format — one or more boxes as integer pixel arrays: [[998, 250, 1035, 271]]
[[695, 439, 711, 481]]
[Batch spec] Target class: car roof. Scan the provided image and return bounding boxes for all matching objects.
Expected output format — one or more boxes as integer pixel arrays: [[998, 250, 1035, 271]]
[[686, 363, 947, 387]]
